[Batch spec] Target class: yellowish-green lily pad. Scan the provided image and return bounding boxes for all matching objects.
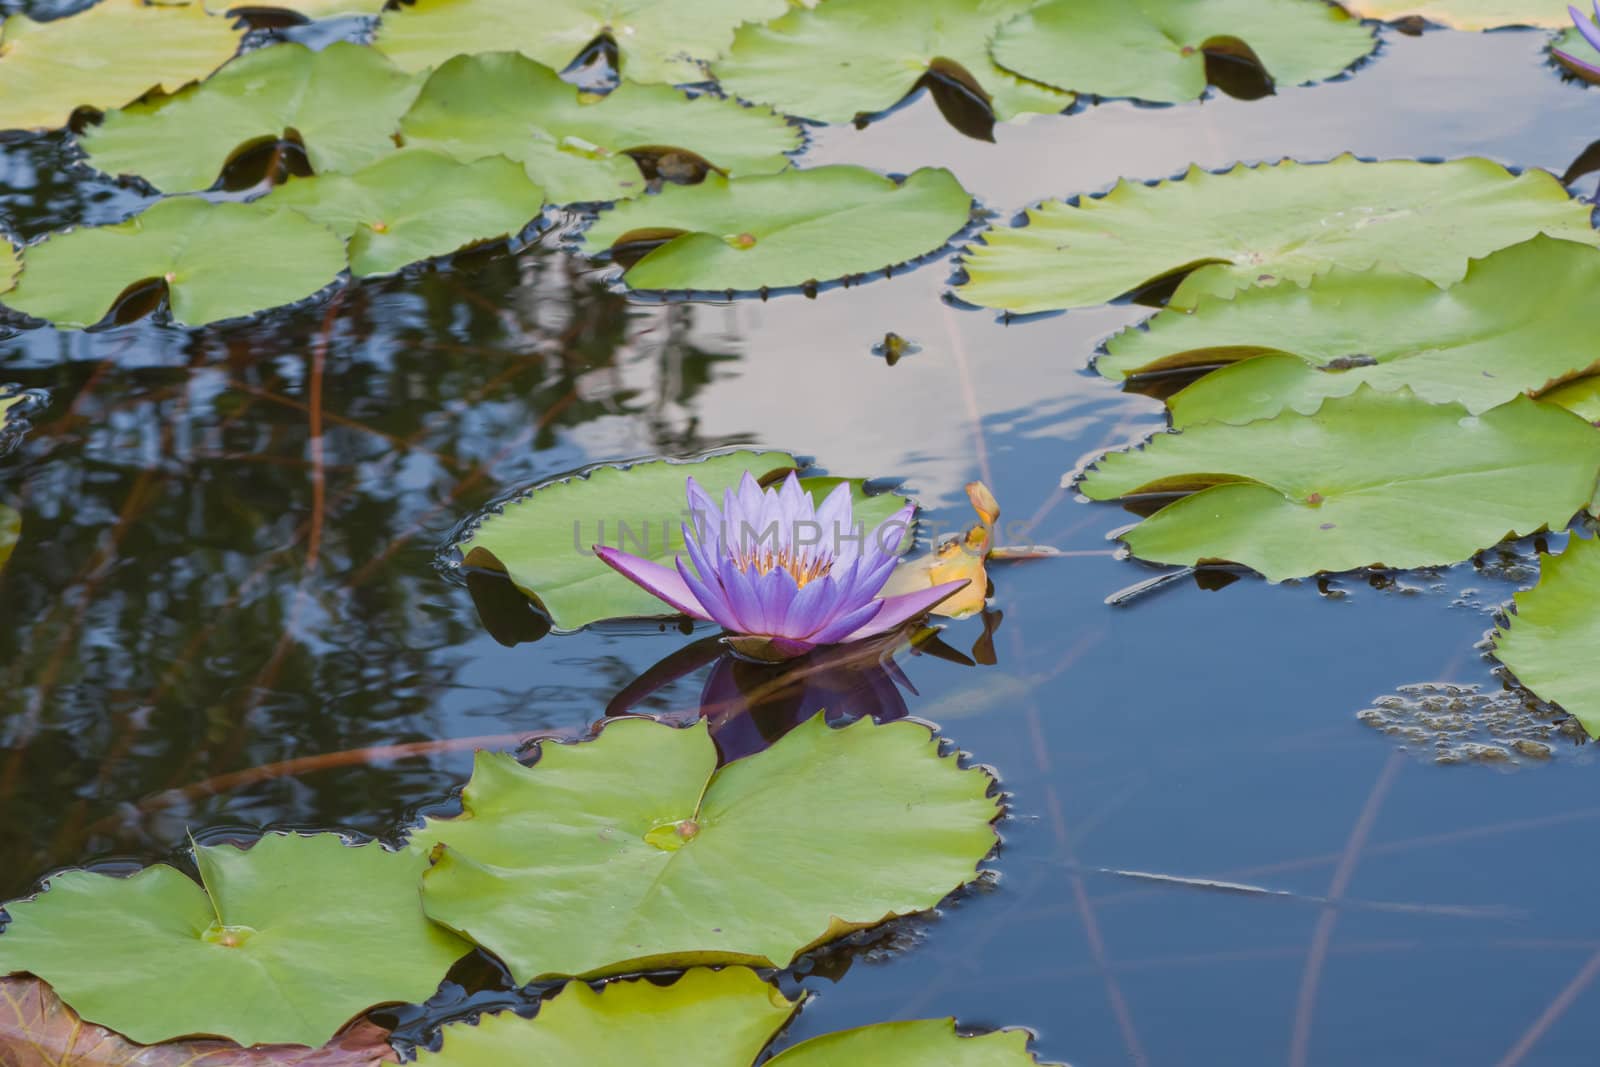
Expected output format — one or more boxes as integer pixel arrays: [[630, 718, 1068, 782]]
[[80, 42, 422, 193], [0, 0, 243, 133], [270, 149, 545, 277], [411, 714, 1000, 984], [418, 967, 1045, 1067], [1493, 534, 1600, 737], [2, 197, 347, 329]]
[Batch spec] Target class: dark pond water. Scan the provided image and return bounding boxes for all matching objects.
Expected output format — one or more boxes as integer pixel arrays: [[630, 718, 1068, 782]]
[[4, 18, 1600, 1067]]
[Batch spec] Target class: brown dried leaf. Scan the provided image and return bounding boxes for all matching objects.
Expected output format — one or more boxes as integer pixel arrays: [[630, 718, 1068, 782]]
[[882, 482, 996, 618], [0, 977, 397, 1067]]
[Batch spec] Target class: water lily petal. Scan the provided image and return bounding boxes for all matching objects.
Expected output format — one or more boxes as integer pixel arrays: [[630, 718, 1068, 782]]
[[785, 569, 846, 637], [756, 565, 801, 635], [806, 599, 888, 646], [866, 502, 916, 562], [677, 556, 743, 633], [812, 481, 854, 558], [594, 546, 712, 620], [843, 579, 972, 642], [685, 477, 724, 554], [718, 554, 767, 634]]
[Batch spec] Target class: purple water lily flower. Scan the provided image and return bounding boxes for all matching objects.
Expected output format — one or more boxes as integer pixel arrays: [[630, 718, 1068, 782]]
[[1558, 3, 1600, 79], [595, 471, 968, 661]]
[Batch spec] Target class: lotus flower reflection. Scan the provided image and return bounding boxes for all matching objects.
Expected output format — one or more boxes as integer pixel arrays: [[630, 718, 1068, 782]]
[[595, 472, 968, 660], [1560, 2, 1600, 79]]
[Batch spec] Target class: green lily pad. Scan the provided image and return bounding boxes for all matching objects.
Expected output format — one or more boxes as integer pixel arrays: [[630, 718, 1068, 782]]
[[1346, 0, 1572, 28], [1543, 375, 1600, 421], [989, 0, 1375, 105], [714, 0, 1072, 125], [1078, 388, 1600, 581], [80, 42, 423, 193], [373, 0, 792, 84], [1493, 534, 1600, 736], [460, 450, 909, 631], [205, 0, 390, 17], [0, 0, 243, 133], [411, 714, 1000, 984], [1, 240, 17, 294], [1099, 236, 1600, 427], [579, 165, 972, 292], [958, 155, 1600, 314], [0, 506, 18, 575], [0, 832, 469, 1048], [397, 52, 799, 206], [1, 197, 348, 329], [1555, 15, 1600, 82], [269, 149, 544, 277], [419, 967, 1042, 1067]]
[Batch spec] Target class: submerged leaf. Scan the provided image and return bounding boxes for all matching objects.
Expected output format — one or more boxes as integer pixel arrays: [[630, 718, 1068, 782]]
[[411, 715, 1000, 984], [1493, 534, 1600, 737], [0, 976, 397, 1067], [958, 155, 1600, 314], [0, 833, 468, 1048], [460, 451, 907, 631], [1, 198, 347, 329], [398, 52, 798, 205], [1078, 388, 1600, 581], [270, 149, 545, 276], [374, 0, 791, 85], [417, 968, 1041, 1067], [0, 506, 18, 576], [715, 0, 1072, 125], [579, 166, 972, 292], [1100, 236, 1600, 427], [1344, 0, 1573, 29], [991, 0, 1375, 104], [80, 43, 422, 193], [0, 0, 243, 133], [1543, 375, 1600, 422], [204, 0, 390, 16]]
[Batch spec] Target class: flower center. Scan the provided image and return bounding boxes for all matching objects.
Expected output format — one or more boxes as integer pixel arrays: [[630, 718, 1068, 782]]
[[732, 543, 832, 588]]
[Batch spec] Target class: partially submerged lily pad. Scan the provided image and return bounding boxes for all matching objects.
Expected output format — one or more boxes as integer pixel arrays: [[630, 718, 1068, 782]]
[[714, 0, 1072, 126], [411, 714, 1000, 983], [990, 0, 1375, 104], [1543, 374, 1600, 421], [1, 198, 347, 329], [270, 149, 545, 277], [374, 0, 791, 84], [398, 52, 799, 206], [1492, 534, 1600, 737], [1, 240, 17, 294], [204, 0, 390, 17], [1100, 236, 1600, 427], [1078, 388, 1600, 581], [0, 976, 398, 1066], [418, 968, 1041, 1067], [580, 166, 972, 292], [460, 450, 908, 631], [80, 43, 423, 193], [0, 0, 243, 133], [1344, 0, 1572, 28], [1555, 13, 1600, 82], [958, 155, 1600, 314], [0, 833, 468, 1048]]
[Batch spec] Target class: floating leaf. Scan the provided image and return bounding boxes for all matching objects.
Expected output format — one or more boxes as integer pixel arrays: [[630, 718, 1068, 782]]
[[417, 968, 1041, 1067], [270, 150, 544, 276], [461, 450, 908, 631], [0, 0, 242, 133], [989, 0, 1375, 104], [958, 156, 1600, 314], [1, 198, 347, 329], [579, 166, 972, 292], [397, 53, 798, 206], [1078, 389, 1600, 581], [714, 0, 1072, 125], [1343, 0, 1572, 29], [80, 43, 422, 193], [0, 506, 18, 576], [204, 0, 390, 17], [411, 714, 999, 984], [0, 976, 398, 1067], [1493, 534, 1600, 736], [1100, 236, 1600, 427], [374, 0, 791, 84], [1544, 375, 1600, 421], [0, 833, 468, 1048], [1555, 13, 1600, 82], [0, 242, 16, 294]]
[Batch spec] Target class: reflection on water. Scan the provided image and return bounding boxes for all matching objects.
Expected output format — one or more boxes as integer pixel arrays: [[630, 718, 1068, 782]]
[[5, 21, 1600, 1067]]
